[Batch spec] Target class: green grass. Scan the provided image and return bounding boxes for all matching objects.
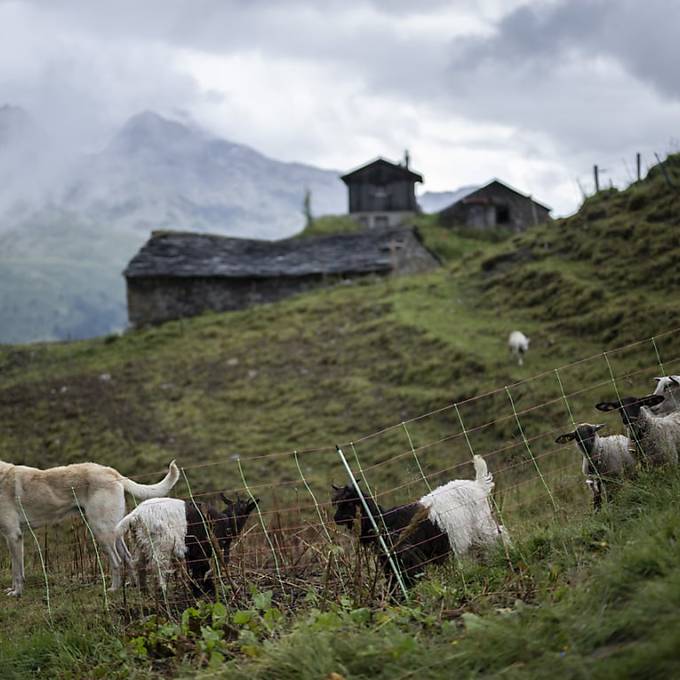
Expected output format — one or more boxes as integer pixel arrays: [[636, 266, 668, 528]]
[[1, 154, 680, 677], [292, 214, 361, 239], [223, 469, 680, 679]]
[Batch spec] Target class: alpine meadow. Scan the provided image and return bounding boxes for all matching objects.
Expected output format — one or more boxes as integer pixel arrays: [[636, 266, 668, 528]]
[[1, 153, 680, 679]]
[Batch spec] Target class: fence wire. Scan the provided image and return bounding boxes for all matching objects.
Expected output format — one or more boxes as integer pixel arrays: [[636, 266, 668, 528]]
[[2, 333, 679, 623]]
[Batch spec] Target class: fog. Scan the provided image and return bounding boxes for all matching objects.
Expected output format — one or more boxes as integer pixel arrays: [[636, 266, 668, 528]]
[[1, 0, 680, 217]]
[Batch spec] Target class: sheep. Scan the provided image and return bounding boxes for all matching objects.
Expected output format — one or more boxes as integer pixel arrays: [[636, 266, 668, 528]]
[[595, 394, 680, 467], [116, 494, 258, 595], [651, 375, 680, 415], [508, 331, 530, 366], [554, 423, 634, 509], [331, 455, 508, 591]]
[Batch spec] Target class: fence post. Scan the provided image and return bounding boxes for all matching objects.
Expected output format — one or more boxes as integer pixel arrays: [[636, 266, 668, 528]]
[[335, 446, 409, 601]]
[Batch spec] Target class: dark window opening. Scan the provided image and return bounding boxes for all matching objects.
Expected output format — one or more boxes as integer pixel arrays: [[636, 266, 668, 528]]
[[496, 205, 510, 224]]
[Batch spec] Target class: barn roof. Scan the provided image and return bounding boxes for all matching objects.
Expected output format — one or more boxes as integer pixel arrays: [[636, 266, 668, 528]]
[[124, 227, 428, 279], [341, 157, 423, 184], [440, 179, 551, 212]]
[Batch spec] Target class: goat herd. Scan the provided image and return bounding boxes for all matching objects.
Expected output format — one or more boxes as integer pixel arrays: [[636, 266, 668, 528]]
[[1, 376, 679, 599]]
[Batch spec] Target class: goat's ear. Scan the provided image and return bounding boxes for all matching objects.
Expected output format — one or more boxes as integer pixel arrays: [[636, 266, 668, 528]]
[[331, 483, 341, 491], [220, 493, 232, 505], [671, 376, 680, 387], [249, 497, 260, 509], [595, 401, 619, 412], [642, 394, 665, 407], [654, 376, 662, 382], [555, 432, 576, 444]]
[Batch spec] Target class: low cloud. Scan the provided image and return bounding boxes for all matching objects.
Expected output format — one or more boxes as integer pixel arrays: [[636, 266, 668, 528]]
[[1, 0, 679, 215]]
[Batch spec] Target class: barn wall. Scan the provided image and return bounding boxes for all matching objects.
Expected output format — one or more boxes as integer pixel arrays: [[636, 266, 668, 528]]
[[348, 179, 418, 213]]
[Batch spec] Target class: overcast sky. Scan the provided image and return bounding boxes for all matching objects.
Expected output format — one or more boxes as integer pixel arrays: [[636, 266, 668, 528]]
[[1, 0, 679, 215]]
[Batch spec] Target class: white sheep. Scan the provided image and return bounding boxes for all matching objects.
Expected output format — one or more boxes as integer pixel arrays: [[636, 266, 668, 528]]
[[508, 331, 529, 366], [555, 423, 634, 508], [651, 375, 680, 415], [596, 394, 680, 467]]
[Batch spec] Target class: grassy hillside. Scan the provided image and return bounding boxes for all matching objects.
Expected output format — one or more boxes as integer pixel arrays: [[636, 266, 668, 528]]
[[1, 154, 679, 677]]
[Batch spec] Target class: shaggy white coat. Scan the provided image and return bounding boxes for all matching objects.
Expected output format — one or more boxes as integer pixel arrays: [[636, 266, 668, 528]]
[[508, 331, 530, 366], [116, 497, 188, 591], [651, 375, 680, 415], [633, 408, 680, 466], [580, 433, 635, 479], [418, 455, 507, 555]]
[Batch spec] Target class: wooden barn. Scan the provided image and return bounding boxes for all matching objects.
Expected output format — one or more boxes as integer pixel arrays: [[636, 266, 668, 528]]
[[124, 227, 439, 327], [341, 154, 423, 228], [438, 180, 551, 231]]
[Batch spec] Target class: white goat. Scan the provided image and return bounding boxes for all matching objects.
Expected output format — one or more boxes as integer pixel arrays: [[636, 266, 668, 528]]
[[332, 455, 508, 590], [651, 375, 680, 415], [419, 455, 510, 553], [555, 423, 634, 508], [508, 331, 529, 366], [596, 394, 680, 467], [116, 494, 258, 594]]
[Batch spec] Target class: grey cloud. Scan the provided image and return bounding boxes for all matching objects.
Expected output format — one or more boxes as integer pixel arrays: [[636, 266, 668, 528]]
[[451, 0, 680, 100]]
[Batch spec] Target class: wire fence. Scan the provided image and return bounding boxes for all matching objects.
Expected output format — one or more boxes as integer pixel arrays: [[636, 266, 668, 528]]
[[1, 330, 679, 621]]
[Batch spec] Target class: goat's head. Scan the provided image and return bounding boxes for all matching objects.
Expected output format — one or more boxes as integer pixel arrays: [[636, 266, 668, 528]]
[[331, 483, 362, 530], [219, 493, 259, 542], [555, 423, 605, 456], [595, 394, 664, 427]]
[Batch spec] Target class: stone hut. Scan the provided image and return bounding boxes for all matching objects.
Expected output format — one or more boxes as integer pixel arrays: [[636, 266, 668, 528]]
[[438, 179, 551, 231], [341, 154, 423, 228], [124, 227, 438, 327]]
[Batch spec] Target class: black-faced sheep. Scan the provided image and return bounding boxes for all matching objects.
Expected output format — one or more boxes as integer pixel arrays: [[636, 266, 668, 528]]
[[595, 394, 680, 467], [555, 423, 634, 509]]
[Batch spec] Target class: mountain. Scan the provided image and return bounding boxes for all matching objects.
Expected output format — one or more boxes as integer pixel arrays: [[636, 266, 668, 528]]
[[63, 111, 345, 239], [0, 109, 346, 343], [417, 185, 480, 213]]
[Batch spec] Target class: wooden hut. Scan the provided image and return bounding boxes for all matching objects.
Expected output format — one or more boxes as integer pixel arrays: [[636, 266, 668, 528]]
[[341, 154, 423, 228], [437, 179, 551, 231]]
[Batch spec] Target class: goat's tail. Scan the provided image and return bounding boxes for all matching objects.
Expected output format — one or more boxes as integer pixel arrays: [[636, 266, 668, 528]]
[[473, 455, 494, 494], [120, 460, 180, 500]]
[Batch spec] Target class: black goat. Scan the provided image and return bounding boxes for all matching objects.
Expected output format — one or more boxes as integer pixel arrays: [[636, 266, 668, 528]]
[[331, 483, 449, 591], [331, 456, 505, 592], [116, 494, 259, 595]]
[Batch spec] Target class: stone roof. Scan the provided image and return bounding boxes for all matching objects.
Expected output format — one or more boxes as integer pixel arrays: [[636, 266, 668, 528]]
[[124, 226, 428, 279]]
